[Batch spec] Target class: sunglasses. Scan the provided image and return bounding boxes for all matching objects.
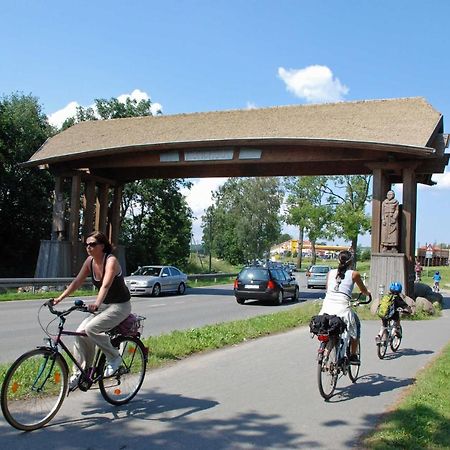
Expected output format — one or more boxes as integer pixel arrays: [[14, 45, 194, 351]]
[[84, 241, 99, 248]]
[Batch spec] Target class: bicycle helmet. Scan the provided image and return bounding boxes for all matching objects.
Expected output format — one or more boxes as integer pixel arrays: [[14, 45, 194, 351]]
[[389, 282, 402, 294]]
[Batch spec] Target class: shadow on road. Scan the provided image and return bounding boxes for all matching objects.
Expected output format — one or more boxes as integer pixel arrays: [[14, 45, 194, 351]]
[[380, 347, 434, 360], [1, 390, 317, 449], [327, 372, 415, 403]]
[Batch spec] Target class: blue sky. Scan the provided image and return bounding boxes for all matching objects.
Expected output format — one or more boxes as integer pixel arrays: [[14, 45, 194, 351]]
[[2, 1, 449, 247]]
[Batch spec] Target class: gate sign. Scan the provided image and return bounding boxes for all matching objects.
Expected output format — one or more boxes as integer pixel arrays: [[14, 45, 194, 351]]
[[425, 244, 433, 259]]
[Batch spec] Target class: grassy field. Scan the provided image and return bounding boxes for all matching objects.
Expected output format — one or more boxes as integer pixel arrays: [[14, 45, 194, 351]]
[[362, 342, 450, 449]]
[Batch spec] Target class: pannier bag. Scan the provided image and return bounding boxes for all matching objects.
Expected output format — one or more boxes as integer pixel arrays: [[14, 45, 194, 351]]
[[111, 313, 142, 336], [377, 294, 395, 319], [309, 313, 347, 335]]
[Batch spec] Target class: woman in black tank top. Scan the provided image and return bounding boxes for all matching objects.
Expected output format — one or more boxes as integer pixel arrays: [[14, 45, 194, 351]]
[[53, 231, 131, 384]]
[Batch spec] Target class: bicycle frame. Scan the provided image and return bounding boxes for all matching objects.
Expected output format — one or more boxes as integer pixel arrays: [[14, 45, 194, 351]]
[[318, 330, 350, 375], [42, 306, 107, 390]]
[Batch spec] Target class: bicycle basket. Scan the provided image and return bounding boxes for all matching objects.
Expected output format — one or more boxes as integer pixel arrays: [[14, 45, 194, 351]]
[[111, 314, 145, 337]]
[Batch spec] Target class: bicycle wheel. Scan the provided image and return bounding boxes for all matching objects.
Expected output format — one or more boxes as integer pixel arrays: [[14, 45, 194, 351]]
[[390, 325, 402, 352], [348, 341, 361, 382], [1, 348, 68, 431], [317, 341, 338, 400], [377, 329, 388, 359], [99, 336, 147, 405]]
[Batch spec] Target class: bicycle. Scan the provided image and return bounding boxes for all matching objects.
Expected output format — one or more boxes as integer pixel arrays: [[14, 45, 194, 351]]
[[376, 308, 407, 359], [315, 293, 372, 400], [1, 299, 148, 431]]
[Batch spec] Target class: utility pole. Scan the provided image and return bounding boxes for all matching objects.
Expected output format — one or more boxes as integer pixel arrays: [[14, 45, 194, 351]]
[[208, 213, 212, 273]]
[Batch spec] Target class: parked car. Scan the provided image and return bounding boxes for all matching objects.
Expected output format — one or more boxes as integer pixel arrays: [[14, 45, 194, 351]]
[[234, 266, 299, 305], [306, 265, 331, 289], [125, 265, 187, 296]]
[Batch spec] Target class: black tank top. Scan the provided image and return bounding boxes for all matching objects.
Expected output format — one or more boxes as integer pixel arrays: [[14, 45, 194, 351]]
[[90, 255, 130, 304]]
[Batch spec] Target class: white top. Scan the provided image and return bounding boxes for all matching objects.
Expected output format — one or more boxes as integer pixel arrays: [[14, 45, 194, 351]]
[[319, 269, 357, 338], [326, 269, 354, 299]]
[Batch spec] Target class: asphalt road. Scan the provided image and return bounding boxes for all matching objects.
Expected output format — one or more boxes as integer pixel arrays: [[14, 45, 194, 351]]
[[1, 295, 449, 449], [0, 273, 324, 364]]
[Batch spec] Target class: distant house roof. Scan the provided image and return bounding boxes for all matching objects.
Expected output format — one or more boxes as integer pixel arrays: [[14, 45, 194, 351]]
[[24, 97, 448, 183]]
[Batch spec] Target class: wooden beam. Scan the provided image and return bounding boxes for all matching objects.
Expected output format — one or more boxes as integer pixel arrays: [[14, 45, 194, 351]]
[[110, 185, 123, 246], [69, 175, 81, 275], [83, 180, 96, 237], [371, 169, 391, 253], [402, 167, 417, 296], [96, 183, 109, 234]]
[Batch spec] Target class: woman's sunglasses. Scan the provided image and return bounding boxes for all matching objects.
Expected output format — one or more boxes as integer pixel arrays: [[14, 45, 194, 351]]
[[84, 241, 99, 248]]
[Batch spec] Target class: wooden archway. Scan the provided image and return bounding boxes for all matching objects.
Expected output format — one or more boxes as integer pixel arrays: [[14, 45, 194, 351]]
[[24, 97, 449, 295]]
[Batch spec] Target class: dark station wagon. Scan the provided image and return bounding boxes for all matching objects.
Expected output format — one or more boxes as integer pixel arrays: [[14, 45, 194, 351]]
[[234, 266, 299, 305]]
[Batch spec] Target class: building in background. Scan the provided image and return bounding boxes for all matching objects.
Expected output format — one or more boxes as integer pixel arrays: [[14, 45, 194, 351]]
[[270, 240, 347, 259], [416, 245, 449, 266]]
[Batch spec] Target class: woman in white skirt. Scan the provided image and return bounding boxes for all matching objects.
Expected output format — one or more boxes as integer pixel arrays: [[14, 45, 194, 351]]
[[319, 250, 370, 364]]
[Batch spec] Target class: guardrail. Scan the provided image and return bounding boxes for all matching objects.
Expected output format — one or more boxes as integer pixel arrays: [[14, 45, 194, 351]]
[[0, 273, 238, 292]]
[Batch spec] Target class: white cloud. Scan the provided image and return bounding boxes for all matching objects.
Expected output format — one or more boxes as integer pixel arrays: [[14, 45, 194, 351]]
[[48, 101, 81, 128], [278, 65, 349, 103], [180, 177, 228, 243], [246, 101, 257, 110], [418, 168, 450, 191], [117, 88, 162, 115], [48, 88, 162, 129]]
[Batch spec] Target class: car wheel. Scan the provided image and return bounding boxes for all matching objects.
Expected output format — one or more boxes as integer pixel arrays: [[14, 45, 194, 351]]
[[236, 297, 246, 305], [293, 287, 299, 302], [177, 282, 186, 295], [152, 283, 161, 297], [275, 290, 283, 306]]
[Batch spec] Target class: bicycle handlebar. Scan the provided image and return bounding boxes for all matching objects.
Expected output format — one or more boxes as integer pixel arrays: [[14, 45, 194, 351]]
[[45, 299, 89, 316], [352, 292, 372, 306]]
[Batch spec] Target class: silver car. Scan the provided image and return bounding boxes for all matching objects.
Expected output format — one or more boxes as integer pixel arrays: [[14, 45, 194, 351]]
[[306, 265, 331, 289], [125, 265, 188, 296]]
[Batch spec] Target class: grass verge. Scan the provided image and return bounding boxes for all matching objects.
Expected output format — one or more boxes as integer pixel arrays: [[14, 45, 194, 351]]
[[142, 301, 322, 368], [0, 301, 322, 383], [362, 342, 450, 449], [0, 289, 94, 302]]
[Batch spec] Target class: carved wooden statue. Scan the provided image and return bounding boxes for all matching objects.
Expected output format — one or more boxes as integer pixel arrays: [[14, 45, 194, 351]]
[[52, 193, 65, 240], [380, 190, 399, 252]]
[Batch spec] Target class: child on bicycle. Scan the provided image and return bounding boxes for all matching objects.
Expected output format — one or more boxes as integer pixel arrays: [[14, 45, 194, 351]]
[[376, 282, 411, 342], [433, 271, 441, 292]]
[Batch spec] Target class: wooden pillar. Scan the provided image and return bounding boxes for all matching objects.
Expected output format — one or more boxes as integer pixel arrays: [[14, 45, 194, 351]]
[[96, 183, 109, 234], [371, 168, 390, 253], [51, 176, 64, 240], [69, 175, 81, 274], [402, 167, 417, 295], [110, 185, 123, 246], [83, 180, 96, 237]]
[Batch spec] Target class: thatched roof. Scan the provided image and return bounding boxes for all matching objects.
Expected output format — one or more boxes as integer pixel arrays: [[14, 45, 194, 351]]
[[27, 97, 443, 166]]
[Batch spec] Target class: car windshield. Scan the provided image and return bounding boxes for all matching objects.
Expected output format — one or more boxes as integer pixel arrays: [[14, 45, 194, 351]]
[[311, 266, 329, 274], [132, 266, 161, 276], [239, 268, 269, 281]]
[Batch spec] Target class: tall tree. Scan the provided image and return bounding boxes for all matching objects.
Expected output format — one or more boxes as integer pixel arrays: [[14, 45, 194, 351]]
[[120, 179, 192, 272], [0, 93, 54, 276], [61, 96, 192, 271], [285, 176, 335, 267], [323, 175, 372, 266], [203, 177, 283, 265]]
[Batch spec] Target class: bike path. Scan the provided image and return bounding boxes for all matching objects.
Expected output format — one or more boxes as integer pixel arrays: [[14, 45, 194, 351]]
[[1, 296, 449, 449]]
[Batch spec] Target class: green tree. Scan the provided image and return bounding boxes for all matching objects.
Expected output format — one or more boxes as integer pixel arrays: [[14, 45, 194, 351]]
[[0, 93, 54, 276], [120, 179, 192, 272], [323, 175, 372, 266], [61, 96, 191, 271], [203, 178, 283, 265], [285, 176, 335, 267]]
